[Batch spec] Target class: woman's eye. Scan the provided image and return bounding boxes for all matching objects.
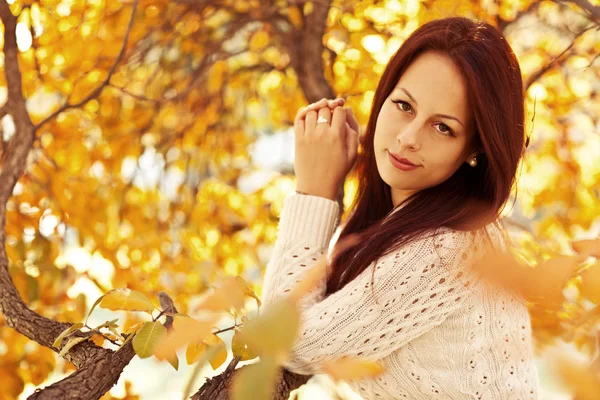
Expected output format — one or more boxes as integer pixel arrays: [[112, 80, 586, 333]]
[[391, 99, 412, 113], [436, 123, 454, 136]]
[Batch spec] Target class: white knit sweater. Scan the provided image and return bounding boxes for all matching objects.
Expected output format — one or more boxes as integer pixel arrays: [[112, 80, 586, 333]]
[[261, 193, 540, 399]]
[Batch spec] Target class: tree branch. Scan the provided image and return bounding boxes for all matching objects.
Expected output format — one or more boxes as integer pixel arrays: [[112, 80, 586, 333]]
[[556, 0, 600, 23], [496, 1, 541, 33], [0, 1, 108, 369], [33, 0, 140, 131], [0, 1, 141, 397], [191, 357, 311, 400], [524, 23, 598, 90]]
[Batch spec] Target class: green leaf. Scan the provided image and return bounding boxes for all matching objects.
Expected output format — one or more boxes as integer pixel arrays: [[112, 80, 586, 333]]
[[237, 300, 299, 361], [232, 329, 258, 361], [132, 321, 167, 358], [53, 323, 84, 348], [59, 336, 89, 357], [100, 288, 155, 314], [232, 356, 279, 400]]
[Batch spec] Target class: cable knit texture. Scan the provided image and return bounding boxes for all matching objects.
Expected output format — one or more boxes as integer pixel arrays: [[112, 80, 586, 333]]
[[261, 193, 540, 399]]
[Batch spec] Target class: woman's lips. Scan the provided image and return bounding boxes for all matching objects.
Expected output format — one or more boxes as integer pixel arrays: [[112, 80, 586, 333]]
[[388, 151, 420, 171]]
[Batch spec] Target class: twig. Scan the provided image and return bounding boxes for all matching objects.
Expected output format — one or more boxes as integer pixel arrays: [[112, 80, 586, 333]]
[[34, 0, 140, 131]]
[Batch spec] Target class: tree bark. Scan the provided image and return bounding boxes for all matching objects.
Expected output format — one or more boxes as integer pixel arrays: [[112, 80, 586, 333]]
[[191, 356, 312, 400]]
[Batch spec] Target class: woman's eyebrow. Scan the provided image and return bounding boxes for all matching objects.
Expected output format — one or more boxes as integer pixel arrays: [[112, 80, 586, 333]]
[[396, 87, 465, 128]]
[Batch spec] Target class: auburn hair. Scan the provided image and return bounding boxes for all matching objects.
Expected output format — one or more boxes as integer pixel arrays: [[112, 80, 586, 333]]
[[325, 16, 526, 296]]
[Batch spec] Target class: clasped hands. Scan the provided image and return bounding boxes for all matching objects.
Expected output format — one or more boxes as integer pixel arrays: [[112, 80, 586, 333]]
[[293, 98, 360, 201]]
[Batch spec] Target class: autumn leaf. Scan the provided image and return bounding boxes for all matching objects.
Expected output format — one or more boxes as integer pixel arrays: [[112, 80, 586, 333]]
[[132, 321, 166, 359], [579, 262, 600, 303], [59, 336, 89, 357], [53, 323, 84, 348], [153, 314, 219, 360], [185, 334, 228, 370], [321, 357, 385, 382], [237, 299, 299, 363], [232, 328, 258, 362], [193, 276, 247, 313], [231, 356, 279, 400], [572, 239, 600, 258], [99, 288, 155, 314]]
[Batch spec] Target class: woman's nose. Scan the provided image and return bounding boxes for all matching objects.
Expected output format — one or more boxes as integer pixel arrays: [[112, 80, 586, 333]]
[[396, 126, 421, 151]]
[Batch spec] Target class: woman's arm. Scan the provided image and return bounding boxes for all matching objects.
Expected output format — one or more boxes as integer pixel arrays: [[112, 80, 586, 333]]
[[261, 193, 340, 311], [275, 228, 486, 375]]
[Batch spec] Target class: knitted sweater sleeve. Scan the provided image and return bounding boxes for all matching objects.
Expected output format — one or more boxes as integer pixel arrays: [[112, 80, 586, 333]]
[[261, 193, 484, 375]]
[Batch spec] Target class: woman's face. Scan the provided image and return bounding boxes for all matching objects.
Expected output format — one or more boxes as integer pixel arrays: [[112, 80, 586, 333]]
[[373, 51, 477, 207]]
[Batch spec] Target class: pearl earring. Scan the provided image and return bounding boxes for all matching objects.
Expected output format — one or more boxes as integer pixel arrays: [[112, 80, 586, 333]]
[[468, 157, 478, 167]]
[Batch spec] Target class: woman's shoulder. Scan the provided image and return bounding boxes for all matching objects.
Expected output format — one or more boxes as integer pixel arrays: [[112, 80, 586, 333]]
[[414, 221, 503, 251]]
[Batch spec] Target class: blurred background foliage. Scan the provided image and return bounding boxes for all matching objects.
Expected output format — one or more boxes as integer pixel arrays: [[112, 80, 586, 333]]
[[0, 0, 598, 398]]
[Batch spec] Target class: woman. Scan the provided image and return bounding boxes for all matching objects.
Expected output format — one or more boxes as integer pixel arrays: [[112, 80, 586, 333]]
[[261, 16, 539, 399]]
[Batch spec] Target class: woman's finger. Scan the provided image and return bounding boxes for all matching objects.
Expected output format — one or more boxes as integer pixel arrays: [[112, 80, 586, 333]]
[[312, 107, 332, 136], [296, 98, 345, 123], [345, 120, 358, 162], [304, 109, 318, 136], [346, 107, 359, 133], [331, 107, 346, 140], [294, 111, 305, 141]]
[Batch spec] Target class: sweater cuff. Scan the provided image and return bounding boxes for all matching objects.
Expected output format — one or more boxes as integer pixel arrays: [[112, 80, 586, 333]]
[[278, 194, 340, 248]]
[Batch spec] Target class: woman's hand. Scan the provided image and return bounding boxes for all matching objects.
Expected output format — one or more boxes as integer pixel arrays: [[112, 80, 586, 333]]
[[294, 98, 360, 201]]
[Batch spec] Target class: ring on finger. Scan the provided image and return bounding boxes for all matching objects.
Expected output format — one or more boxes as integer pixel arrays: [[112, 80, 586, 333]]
[[316, 108, 331, 125]]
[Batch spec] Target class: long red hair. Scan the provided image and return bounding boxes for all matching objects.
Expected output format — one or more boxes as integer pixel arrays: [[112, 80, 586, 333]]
[[325, 17, 526, 296]]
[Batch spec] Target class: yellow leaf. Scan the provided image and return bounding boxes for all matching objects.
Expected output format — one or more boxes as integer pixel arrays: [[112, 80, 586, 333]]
[[474, 251, 585, 308], [551, 347, 600, 400], [237, 300, 299, 362], [186, 334, 228, 369], [288, 234, 360, 303], [321, 357, 384, 382], [249, 29, 270, 52], [94, 318, 119, 330], [53, 323, 84, 348], [59, 336, 89, 357], [181, 344, 228, 400], [303, 1, 314, 16], [0, 367, 25, 399], [194, 277, 246, 313], [185, 340, 207, 365], [287, 256, 328, 303], [232, 356, 279, 400], [132, 321, 166, 359], [580, 262, 600, 303], [99, 288, 155, 314], [572, 239, 600, 258], [232, 329, 258, 361], [236, 276, 262, 307], [154, 315, 219, 359], [205, 334, 228, 370], [287, 6, 303, 29], [85, 294, 106, 325], [167, 352, 179, 371], [89, 334, 105, 346], [124, 322, 145, 335]]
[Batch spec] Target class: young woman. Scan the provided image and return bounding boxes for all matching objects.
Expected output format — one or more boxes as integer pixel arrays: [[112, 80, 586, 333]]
[[261, 16, 539, 399]]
